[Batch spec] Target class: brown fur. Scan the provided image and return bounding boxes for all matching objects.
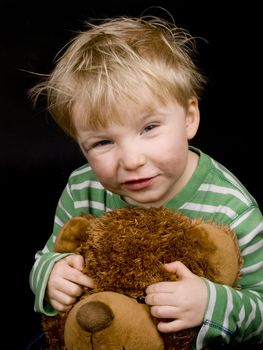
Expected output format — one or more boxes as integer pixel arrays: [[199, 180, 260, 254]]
[[42, 207, 242, 350]]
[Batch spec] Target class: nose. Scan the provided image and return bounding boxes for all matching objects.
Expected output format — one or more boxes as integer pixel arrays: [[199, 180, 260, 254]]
[[76, 301, 114, 333], [119, 144, 146, 170]]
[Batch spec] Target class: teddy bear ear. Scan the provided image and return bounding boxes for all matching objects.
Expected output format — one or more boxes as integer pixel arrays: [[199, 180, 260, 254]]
[[54, 215, 93, 253], [186, 222, 243, 286]]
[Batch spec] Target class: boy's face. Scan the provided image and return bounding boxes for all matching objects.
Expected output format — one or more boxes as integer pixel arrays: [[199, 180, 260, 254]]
[[74, 99, 199, 207]]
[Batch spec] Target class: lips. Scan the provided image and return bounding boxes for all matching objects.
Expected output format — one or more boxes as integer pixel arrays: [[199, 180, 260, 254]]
[[122, 177, 155, 190]]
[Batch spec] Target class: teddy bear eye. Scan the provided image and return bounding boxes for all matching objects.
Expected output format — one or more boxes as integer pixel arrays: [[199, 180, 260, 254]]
[[136, 295, 146, 304]]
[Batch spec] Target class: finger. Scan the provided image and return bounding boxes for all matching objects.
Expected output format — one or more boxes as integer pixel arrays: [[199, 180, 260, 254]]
[[145, 291, 177, 306], [61, 267, 95, 289], [50, 298, 75, 313], [50, 289, 78, 308], [157, 319, 187, 333], [145, 281, 176, 294], [63, 257, 95, 288], [65, 254, 85, 271], [164, 261, 193, 278], [48, 277, 83, 299], [150, 305, 177, 319], [75, 271, 96, 288]]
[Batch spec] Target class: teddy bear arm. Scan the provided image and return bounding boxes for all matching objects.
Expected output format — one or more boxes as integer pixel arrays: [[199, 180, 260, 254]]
[[54, 216, 93, 253]]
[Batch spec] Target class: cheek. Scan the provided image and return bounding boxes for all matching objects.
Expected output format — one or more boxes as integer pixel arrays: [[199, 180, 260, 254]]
[[156, 134, 188, 159], [87, 154, 116, 180], [156, 139, 188, 170]]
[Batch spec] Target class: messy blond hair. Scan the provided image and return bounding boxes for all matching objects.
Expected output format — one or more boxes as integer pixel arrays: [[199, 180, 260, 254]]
[[29, 16, 206, 139]]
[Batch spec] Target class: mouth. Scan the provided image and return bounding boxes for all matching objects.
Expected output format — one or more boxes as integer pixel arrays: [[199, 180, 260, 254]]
[[122, 177, 155, 190]]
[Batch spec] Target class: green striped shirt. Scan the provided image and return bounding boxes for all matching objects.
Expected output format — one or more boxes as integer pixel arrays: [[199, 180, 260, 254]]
[[29, 147, 263, 348]]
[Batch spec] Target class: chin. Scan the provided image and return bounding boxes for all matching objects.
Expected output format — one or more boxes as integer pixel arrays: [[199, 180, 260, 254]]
[[127, 197, 164, 208]]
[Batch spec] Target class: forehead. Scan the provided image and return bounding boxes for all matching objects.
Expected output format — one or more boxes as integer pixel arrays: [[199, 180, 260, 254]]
[[72, 89, 169, 132]]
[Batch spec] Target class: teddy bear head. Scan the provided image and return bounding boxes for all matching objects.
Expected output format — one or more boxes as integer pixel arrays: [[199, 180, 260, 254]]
[[42, 207, 242, 350]]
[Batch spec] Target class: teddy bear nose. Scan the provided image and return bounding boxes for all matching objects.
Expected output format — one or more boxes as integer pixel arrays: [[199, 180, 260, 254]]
[[76, 301, 114, 333]]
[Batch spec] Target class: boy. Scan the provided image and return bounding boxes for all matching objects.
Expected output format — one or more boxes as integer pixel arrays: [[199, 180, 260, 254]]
[[29, 16, 263, 349]]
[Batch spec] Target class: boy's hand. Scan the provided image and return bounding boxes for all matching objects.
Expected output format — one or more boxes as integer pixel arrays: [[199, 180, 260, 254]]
[[47, 254, 95, 312], [145, 261, 208, 333]]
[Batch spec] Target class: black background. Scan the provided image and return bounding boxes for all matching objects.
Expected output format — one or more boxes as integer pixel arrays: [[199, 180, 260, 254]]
[[1, 1, 261, 348]]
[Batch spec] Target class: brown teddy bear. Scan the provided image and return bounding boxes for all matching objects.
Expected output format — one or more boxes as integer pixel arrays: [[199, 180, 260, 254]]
[[42, 207, 242, 350]]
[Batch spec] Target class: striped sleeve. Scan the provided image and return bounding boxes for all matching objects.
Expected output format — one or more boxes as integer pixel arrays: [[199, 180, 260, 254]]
[[195, 207, 263, 348], [29, 164, 109, 315], [29, 251, 72, 315]]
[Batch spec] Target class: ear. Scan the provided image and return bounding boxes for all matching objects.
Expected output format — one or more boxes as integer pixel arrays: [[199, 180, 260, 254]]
[[186, 222, 243, 286], [54, 215, 93, 253], [185, 97, 200, 140]]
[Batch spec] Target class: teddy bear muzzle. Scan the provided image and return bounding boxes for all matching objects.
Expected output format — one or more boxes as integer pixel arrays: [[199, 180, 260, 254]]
[[64, 291, 165, 350]]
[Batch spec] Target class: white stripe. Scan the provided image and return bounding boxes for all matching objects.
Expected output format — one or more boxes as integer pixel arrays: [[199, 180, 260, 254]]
[[42, 245, 49, 253], [211, 159, 252, 204], [71, 180, 104, 191], [236, 290, 242, 298], [30, 257, 42, 291], [66, 184, 73, 199], [244, 299, 257, 329], [239, 221, 263, 246], [55, 215, 65, 227], [180, 202, 237, 219], [253, 280, 263, 287], [242, 239, 263, 256], [199, 184, 250, 205], [74, 200, 106, 210], [71, 165, 91, 176], [233, 291, 243, 343], [222, 286, 234, 338], [231, 208, 255, 230], [57, 201, 72, 219], [35, 257, 46, 288], [196, 281, 217, 349], [249, 290, 261, 298], [241, 261, 263, 274], [243, 298, 263, 341], [237, 304, 245, 331]]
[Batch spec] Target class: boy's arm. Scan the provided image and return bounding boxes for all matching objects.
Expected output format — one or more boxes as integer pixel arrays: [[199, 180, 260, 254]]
[[29, 165, 105, 315], [196, 207, 263, 348], [29, 249, 72, 315], [197, 280, 263, 348], [29, 183, 77, 315]]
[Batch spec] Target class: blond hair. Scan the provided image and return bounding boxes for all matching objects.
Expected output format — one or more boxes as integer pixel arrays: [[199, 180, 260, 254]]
[[29, 16, 206, 139]]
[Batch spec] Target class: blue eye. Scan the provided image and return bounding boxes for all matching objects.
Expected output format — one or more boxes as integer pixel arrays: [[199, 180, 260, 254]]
[[93, 140, 113, 148], [144, 124, 157, 133]]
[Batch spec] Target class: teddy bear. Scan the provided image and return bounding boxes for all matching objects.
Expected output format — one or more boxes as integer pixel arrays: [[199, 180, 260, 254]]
[[41, 207, 242, 350]]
